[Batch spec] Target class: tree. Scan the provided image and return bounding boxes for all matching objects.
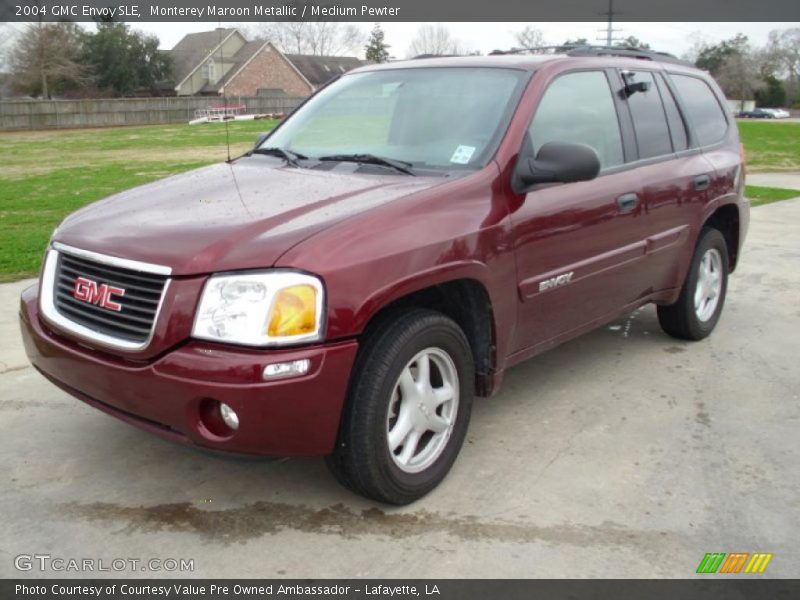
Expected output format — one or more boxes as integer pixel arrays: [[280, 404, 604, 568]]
[[719, 54, 762, 109], [81, 23, 171, 96], [766, 28, 800, 102], [695, 35, 761, 108], [691, 34, 764, 109], [305, 23, 363, 56], [513, 26, 545, 50], [407, 24, 464, 57], [252, 22, 305, 54], [8, 22, 88, 98], [695, 33, 750, 76], [681, 32, 710, 64], [557, 38, 589, 51], [0, 24, 15, 67], [255, 22, 363, 56], [754, 46, 782, 79], [616, 35, 651, 50], [754, 75, 787, 107], [364, 24, 390, 63]]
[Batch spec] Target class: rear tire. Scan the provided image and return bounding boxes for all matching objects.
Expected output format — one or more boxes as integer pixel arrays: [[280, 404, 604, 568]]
[[658, 227, 729, 341], [326, 308, 474, 505]]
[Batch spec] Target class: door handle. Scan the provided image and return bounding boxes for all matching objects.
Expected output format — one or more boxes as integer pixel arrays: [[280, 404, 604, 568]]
[[616, 193, 639, 213], [695, 174, 711, 191]]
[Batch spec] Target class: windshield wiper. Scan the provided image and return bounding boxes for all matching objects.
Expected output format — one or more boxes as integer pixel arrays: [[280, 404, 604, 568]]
[[317, 153, 416, 176], [253, 146, 307, 167]]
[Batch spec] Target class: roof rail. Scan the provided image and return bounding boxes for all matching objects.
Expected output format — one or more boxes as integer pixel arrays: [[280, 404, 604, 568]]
[[411, 53, 459, 60], [490, 45, 692, 67], [566, 45, 692, 66], [489, 45, 573, 55]]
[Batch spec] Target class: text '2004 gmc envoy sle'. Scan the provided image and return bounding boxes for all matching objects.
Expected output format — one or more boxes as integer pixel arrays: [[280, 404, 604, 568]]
[[20, 48, 748, 504]]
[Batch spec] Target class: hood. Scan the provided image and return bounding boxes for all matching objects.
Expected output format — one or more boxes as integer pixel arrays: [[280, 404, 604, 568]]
[[55, 156, 444, 275]]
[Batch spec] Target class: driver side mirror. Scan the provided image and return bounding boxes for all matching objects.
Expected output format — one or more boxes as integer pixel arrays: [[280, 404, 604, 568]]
[[512, 141, 601, 194]]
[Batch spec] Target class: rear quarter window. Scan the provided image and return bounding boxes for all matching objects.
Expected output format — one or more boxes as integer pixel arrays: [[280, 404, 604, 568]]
[[669, 74, 728, 147], [655, 74, 688, 152]]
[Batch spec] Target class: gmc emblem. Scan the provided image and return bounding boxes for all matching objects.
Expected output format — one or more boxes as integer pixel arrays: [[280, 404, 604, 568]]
[[72, 276, 125, 312]]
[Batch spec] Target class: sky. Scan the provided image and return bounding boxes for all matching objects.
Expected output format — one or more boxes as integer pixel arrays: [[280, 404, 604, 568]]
[[130, 21, 796, 58], [1, 20, 796, 61]]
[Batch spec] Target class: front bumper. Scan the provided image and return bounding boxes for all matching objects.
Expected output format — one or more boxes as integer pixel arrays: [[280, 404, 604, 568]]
[[19, 285, 358, 456]]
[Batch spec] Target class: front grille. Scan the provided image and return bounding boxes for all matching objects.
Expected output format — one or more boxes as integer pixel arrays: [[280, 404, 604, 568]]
[[53, 251, 169, 344]]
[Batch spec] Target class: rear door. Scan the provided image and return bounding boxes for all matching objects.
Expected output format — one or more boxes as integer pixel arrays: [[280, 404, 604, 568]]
[[621, 69, 718, 293], [510, 69, 649, 353]]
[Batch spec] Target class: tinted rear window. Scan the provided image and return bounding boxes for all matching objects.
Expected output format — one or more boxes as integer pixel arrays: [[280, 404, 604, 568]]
[[670, 74, 728, 147], [623, 70, 672, 159]]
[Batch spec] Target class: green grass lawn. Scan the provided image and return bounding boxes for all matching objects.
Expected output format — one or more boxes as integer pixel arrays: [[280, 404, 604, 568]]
[[1, 119, 799, 282], [744, 185, 800, 207], [737, 120, 800, 172], [0, 120, 278, 281]]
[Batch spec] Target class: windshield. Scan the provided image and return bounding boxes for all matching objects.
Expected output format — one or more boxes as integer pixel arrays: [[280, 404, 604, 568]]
[[263, 67, 529, 171]]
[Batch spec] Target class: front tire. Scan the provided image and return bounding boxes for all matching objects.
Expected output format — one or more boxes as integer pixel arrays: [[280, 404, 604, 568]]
[[326, 309, 474, 505], [658, 227, 729, 340]]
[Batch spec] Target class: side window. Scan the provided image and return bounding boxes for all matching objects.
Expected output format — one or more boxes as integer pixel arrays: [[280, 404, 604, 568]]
[[622, 70, 672, 159], [655, 74, 688, 151], [529, 71, 624, 170], [670, 74, 728, 147]]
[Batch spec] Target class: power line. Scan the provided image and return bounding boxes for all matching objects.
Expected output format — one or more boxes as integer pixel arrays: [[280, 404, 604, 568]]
[[597, 0, 625, 46]]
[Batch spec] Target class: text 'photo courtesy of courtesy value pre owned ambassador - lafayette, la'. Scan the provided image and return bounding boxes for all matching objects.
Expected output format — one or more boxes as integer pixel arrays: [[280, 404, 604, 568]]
[[20, 47, 749, 505]]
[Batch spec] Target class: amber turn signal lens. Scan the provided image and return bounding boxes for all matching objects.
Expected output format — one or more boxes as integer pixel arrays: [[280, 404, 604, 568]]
[[267, 284, 318, 337]]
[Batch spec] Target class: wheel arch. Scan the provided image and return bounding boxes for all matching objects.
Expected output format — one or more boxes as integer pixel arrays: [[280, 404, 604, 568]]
[[702, 201, 741, 272], [353, 269, 498, 397]]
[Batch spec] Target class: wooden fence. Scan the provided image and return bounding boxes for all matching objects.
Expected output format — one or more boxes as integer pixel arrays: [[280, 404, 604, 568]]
[[0, 96, 305, 131]]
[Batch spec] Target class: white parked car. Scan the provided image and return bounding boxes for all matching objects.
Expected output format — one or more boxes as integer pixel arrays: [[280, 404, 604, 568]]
[[764, 108, 790, 119]]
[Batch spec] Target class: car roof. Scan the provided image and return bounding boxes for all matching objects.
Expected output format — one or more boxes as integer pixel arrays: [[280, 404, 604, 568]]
[[354, 54, 563, 73], [352, 53, 699, 76]]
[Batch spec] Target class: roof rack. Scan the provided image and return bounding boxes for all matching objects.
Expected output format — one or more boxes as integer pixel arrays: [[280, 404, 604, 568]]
[[490, 45, 692, 67], [566, 45, 692, 66], [489, 45, 573, 55], [411, 53, 459, 60]]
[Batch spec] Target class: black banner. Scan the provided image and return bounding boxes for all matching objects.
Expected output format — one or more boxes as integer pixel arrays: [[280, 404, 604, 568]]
[[1, 0, 799, 23], [4, 580, 800, 600]]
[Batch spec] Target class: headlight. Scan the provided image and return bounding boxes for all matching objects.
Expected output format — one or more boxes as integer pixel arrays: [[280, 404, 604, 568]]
[[192, 271, 325, 346]]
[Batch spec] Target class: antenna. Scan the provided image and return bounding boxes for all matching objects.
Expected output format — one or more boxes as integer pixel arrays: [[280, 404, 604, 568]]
[[597, 0, 624, 46], [218, 23, 232, 162]]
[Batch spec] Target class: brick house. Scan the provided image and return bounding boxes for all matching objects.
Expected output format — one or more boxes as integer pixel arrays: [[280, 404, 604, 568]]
[[168, 28, 363, 97]]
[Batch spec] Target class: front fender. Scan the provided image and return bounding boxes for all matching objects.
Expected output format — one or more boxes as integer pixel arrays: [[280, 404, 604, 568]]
[[350, 260, 494, 335], [274, 164, 518, 372]]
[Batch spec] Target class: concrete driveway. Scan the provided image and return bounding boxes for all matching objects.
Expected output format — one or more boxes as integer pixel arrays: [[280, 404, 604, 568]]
[[746, 172, 800, 190], [1, 199, 799, 579]]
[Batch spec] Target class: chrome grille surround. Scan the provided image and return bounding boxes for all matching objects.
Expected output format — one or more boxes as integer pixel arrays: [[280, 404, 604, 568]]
[[39, 242, 172, 352]]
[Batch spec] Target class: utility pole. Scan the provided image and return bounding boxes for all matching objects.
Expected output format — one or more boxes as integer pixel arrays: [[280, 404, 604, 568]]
[[597, 0, 623, 47], [38, 0, 48, 99]]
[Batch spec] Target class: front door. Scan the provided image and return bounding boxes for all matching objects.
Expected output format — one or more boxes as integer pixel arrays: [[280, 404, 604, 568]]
[[510, 69, 651, 353]]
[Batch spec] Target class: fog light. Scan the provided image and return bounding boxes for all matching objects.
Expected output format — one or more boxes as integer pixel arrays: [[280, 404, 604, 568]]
[[219, 403, 239, 430], [263, 358, 310, 379]]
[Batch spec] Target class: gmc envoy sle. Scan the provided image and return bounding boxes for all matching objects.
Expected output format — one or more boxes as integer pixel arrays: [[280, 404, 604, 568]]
[[20, 50, 748, 504]]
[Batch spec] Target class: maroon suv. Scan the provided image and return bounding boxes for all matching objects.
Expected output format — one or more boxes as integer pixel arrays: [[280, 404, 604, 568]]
[[20, 49, 748, 504]]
